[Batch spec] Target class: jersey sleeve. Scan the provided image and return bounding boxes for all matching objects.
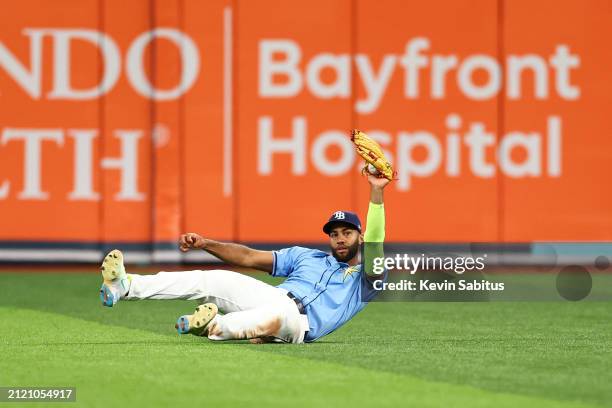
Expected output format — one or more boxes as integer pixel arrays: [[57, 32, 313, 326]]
[[272, 246, 309, 277]]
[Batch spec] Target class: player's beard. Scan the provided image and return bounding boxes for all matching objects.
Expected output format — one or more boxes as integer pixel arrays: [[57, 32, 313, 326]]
[[331, 240, 360, 263]]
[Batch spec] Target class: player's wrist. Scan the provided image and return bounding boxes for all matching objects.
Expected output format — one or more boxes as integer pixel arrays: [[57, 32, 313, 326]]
[[199, 238, 210, 250]]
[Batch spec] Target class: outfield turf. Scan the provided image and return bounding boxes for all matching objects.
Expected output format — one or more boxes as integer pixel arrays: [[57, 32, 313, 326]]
[[0, 271, 611, 407]]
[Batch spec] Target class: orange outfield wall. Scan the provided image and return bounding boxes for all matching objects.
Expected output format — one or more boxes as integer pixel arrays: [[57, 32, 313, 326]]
[[0, 0, 611, 254]]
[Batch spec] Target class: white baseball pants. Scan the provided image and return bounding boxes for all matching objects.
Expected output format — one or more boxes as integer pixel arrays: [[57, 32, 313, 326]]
[[125, 270, 309, 344]]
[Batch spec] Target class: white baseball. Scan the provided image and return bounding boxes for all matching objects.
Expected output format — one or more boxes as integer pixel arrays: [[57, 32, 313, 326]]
[[367, 163, 380, 176]]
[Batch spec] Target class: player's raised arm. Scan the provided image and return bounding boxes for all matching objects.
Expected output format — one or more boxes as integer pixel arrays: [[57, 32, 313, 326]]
[[178, 233, 274, 273], [364, 174, 389, 239], [363, 174, 390, 278]]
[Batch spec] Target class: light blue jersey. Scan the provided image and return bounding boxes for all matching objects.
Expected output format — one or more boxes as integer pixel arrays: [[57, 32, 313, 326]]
[[272, 246, 383, 342]]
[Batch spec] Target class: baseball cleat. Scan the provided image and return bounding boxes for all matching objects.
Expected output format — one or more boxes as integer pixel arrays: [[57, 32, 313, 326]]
[[175, 303, 218, 336], [99, 249, 131, 307]]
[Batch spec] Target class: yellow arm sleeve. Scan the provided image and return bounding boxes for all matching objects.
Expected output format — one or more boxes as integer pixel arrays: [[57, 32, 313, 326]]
[[363, 202, 385, 277], [364, 202, 385, 243]]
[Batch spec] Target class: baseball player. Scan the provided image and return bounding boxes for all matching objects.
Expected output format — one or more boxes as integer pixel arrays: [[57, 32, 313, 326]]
[[100, 130, 392, 344]]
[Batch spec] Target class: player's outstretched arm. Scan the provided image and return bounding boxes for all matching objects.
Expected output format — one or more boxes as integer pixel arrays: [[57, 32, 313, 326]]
[[364, 174, 389, 239], [178, 233, 273, 273], [363, 174, 390, 278]]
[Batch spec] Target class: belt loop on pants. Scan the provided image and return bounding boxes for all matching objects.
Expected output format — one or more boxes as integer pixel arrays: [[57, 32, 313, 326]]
[[286, 292, 309, 341], [286, 292, 307, 315]]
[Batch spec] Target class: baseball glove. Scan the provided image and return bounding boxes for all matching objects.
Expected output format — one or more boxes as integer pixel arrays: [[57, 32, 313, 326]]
[[350, 129, 395, 181]]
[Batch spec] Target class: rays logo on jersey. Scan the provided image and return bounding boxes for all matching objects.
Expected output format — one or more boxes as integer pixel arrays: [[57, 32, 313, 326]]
[[343, 266, 359, 282]]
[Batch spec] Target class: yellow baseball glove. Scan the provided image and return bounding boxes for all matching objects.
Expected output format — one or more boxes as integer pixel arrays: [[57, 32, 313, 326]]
[[350, 129, 395, 181]]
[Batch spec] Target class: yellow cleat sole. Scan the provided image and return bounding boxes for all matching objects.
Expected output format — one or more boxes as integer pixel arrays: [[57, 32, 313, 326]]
[[175, 303, 218, 336], [100, 249, 125, 283]]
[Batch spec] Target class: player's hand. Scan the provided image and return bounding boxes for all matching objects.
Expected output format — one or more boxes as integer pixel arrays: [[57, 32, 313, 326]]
[[367, 173, 391, 189], [178, 232, 206, 252]]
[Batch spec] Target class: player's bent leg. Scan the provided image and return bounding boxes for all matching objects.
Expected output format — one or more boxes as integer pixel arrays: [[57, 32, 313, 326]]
[[205, 295, 309, 344], [126, 269, 282, 313], [99, 249, 132, 307], [175, 303, 218, 336]]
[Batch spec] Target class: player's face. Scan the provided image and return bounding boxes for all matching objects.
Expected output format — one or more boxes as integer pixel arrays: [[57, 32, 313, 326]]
[[328, 226, 361, 262]]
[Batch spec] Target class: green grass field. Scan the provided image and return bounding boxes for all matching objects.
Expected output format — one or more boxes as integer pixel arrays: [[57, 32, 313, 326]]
[[1, 271, 611, 407]]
